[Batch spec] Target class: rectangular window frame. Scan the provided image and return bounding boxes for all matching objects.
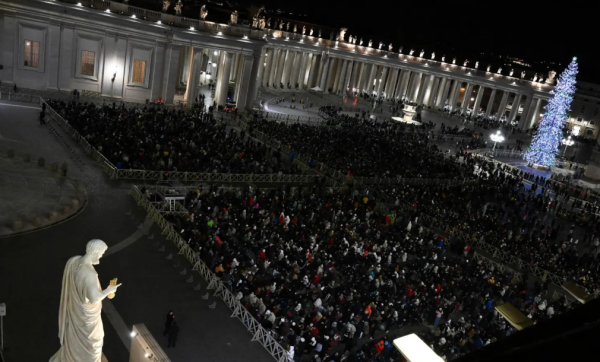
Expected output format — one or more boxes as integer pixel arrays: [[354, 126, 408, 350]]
[[580, 104, 587, 114], [80, 50, 96, 77], [23, 39, 40, 69], [131, 59, 147, 85]]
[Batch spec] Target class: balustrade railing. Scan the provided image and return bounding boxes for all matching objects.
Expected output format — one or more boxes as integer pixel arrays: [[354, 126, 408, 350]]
[[130, 185, 288, 362]]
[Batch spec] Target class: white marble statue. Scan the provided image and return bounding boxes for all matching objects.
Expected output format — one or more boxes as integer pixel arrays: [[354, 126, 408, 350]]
[[200, 4, 208, 19], [487, 65, 491, 72], [162, 0, 170, 12], [546, 70, 556, 84], [441, 55, 445, 62], [378, 42, 383, 50], [398, 46, 403, 53], [509, 69, 514, 76], [359, 38, 363, 46], [260, 18, 265, 29], [174, 0, 182, 15], [267, 18, 271, 28], [497, 67, 502, 74], [310, 27, 313, 36], [318, 29, 321, 38], [533, 74, 538, 83], [431, 52, 435, 60], [303, 25, 306, 35], [286, 22, 290, 31], [419, 49, 424, 58], [293, 24, 297, 33], [339, 28, 347, 42], [230, 10, 238, 24], [409, 49, 414, 56], [474, 61, 479, 69], [279, 21, 283, 30], [521, 71, 525, 79], [388, 43, 393, 52], [49, 239, 121, 362], [368, 39, 372, 48], [463, 59, 468, 67], [452, 57, 456, 64]]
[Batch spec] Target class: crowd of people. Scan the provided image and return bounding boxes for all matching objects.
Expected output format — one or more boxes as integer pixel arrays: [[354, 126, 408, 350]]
[[162, 183, 572, 362], [48, 100, 300, 175], [43, 96, 600, 361]]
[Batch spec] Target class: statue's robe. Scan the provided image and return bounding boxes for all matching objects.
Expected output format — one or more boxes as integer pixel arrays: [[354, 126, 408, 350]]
[[50, 256, 104, 362]]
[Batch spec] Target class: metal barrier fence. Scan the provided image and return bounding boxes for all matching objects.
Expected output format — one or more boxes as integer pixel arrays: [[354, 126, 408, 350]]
[[130, 185, 288, 362]]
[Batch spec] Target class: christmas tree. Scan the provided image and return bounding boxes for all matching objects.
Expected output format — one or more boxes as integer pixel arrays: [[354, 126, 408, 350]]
[[524, 57, 579, 167]]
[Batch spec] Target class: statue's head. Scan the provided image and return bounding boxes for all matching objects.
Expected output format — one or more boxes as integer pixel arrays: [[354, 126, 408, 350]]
[[86, 239, 108, 265]]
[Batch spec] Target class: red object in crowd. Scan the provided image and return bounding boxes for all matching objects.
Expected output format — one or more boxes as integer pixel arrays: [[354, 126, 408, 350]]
[[312, 275, 320, 285], [375, 340, 384, 353]]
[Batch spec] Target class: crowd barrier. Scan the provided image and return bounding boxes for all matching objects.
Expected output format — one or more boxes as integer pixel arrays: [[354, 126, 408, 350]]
[[130, 185, 288, 362]]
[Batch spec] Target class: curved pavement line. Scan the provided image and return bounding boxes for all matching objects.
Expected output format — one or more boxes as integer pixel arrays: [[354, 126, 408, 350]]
[[104, 215, 153, 257]]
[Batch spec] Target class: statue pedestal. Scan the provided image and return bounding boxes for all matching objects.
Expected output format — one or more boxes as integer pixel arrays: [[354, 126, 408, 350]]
[[403, 105, 417, 122]]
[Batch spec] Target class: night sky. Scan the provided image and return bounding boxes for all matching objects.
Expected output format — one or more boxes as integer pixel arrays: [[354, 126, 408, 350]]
[[254, 0, 599, 83]]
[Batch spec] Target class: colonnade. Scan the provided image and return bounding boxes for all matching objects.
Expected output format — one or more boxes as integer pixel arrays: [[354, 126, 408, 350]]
[[176, 46, 259, 110], [257, 46, 546, 129]]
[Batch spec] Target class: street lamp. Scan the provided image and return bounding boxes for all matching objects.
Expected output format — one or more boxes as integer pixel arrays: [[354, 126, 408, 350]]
[[490, 130, 504, 151], [562, 135, 575, 156]]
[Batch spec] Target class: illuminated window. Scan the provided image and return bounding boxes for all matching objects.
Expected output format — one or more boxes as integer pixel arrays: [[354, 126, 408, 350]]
[[24, 40, 40, 68], [132, 59, 146, 84], [81, 50, 95, 76]]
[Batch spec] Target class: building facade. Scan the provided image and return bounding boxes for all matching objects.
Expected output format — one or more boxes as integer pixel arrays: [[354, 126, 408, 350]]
[[1, 0, 595, 136]]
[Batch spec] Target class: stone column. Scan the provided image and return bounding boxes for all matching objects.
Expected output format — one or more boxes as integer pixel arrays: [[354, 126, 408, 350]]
[[275, 49, 287, 86], [518, 94, 535, 130], [267, 48, 279, 86], [436, 77, 449, 108], [316, 53, 327, 90], [163, 44, 181, 104], [410, 72, 423, 102], [256, 47, 267, 87], [184, 47, 203, 104], [332, 58, 344, 93], [366, 64, 377, 95], [422, 75, 436, 106], [321, 56, 335, 91], [349, 61, 360, 91], [229, 53, 240, 82], [298, 53, 309, 88], [416, 74, 429, 104], [389, 69, 400, 99], [472, 85, 485, 116], [342, 60, 354, 92], [461, 83, 473, 114], [449, 80, 462, 111], [291, 52, 303, 88], [428, 77, 440, 107], [397, 70, 412, 100], [484, 89, 497, 118], [496, 91, 510, 119], [215, 52, 233, 106], [237, 54, 259, 111], [508, 93, 522, 122], [528, 98, 543, 128], [384, 68, 397, 99], [306, 53, 318, 88], [324, 58, 336, 92], [281, 50, 294, 86], [355, 62, 366, 92], [376, 67, 389, 98]]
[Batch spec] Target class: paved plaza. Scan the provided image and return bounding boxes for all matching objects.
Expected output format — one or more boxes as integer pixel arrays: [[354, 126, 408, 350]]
[[0, 100, 273, 362]]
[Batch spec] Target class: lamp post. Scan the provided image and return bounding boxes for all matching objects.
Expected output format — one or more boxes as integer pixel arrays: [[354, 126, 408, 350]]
[[562, 135, 574, 156], [490, 130, 504, 151]]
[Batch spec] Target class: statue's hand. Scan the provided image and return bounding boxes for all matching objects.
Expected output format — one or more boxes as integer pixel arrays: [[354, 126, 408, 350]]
[[106, 283, 122, 294]]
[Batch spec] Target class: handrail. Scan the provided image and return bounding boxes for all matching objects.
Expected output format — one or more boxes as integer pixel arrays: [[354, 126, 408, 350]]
[[131, 185, 288, 362]]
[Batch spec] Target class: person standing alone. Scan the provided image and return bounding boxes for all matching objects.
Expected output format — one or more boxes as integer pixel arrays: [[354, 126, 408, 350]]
[[164, 310, 175, 336]]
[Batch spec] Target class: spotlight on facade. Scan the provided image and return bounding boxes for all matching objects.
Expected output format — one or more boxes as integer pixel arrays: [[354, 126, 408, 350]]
[[130, 331, 137, 337], [190, 26, 195, 30], [132, 14, 136, 18], [77, 2, 82, 6], [213, 51, 218, 55], [157, 20, 161, 24], [286, 36, 290, 40], [243, 35, 248, 39], [217, 31, 223, 35], [105, 9, 110, 13]]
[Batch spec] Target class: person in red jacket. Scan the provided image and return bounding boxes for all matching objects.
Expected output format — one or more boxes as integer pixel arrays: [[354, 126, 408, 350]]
[[375, 340, 385, 353]]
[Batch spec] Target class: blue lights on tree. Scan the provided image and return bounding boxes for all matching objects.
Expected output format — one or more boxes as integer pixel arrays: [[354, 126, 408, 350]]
[[524, 57, 579, 167]]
